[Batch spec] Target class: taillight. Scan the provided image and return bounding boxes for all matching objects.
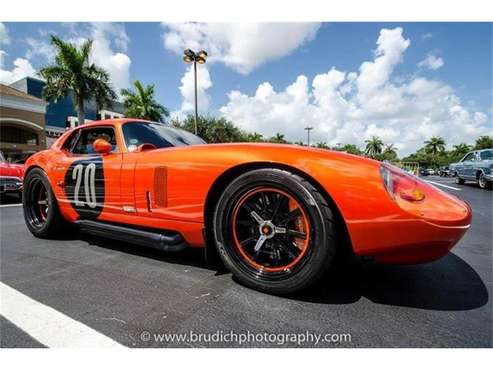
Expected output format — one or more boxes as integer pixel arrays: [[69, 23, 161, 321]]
[[380, 163, 426, 202]]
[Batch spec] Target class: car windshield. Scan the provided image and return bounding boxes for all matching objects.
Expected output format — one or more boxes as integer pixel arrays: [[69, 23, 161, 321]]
[[122, 121, 206, 151], [480, 150, 493, 160]]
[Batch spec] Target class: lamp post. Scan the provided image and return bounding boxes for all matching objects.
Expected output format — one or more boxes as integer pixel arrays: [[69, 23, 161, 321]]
[[304, 126, 313, 146], [183, 49, 208, 135]]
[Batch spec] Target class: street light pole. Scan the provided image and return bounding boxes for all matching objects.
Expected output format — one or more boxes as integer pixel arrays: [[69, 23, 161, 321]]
[[304, 126, 313, 146], [183, 49, 208, 136], [193, 60, 198, 136]]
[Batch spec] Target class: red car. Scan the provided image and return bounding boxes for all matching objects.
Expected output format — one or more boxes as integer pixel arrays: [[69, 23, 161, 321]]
[[22, 119, 472, 294], [0, 151, 25, 199]]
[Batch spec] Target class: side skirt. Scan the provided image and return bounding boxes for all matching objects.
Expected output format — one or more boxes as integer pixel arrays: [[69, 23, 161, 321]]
[[75, 219, 188, 252]]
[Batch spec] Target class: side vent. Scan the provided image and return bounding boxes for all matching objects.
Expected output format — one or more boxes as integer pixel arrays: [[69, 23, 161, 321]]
[[153, 166, 168, 208]]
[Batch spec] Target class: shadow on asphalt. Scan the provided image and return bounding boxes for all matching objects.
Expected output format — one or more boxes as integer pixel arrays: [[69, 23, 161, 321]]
[[294, 253, 488, 311], [74, 232, 488, 312]]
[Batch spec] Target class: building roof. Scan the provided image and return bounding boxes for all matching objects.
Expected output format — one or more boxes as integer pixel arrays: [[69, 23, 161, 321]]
[[0, 83, 46, 103]]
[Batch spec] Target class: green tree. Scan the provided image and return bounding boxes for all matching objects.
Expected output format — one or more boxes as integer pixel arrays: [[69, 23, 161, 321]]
[[364, 136, 384, 159], [474, 135, 493, 150], [451, 143, 471, 161], [315, 142, 330, 149], [424, 136, 446, 156], [172, 115, 246, 143], [339, 144, 363, 155], [121, 80, 169, 122], [424, 136, 446, 168], [381, 144, 398, 161], [39, 35, 116, 125], [245, 132, 264, 142], [268, 133, 287, 144]]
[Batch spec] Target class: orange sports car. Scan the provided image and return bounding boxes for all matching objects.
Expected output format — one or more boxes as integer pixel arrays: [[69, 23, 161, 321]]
[[22, 119, 472, 294]]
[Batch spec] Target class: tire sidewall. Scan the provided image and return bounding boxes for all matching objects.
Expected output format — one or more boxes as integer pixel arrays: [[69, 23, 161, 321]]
[[23, 168, 58, 236], [213, 169, 334, 294]]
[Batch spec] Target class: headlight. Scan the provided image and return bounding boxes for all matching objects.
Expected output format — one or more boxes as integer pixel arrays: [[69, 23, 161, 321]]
[[380, 163, 426, 202]]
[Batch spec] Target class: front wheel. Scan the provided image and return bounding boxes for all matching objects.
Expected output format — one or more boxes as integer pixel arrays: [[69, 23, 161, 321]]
[[456, 176, 465, 185], [478, 172, 492, 190], [213, 168, 337, 295]]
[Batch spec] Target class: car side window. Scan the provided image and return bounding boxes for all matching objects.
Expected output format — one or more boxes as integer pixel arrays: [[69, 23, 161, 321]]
[[463, 153, 476, 162], [71, 127, 118, 155], [62, 130, 80, 152]]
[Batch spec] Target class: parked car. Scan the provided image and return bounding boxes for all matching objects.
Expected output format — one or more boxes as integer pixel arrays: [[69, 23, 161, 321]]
[[0, 151, 25, 198], [453, 149, 493, 190], [22, 119, 472, 294], [426, 168, 436, 175], [419, 168, 430, 176]]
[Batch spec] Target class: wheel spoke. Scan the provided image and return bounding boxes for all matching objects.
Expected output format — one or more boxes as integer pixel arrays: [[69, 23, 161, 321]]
[[277, 237, 299, 259], [240, 236, 256, 247], [279, 208, 301, 226], [37, 200, 48, 205], [286, 229, 306, 239], [260, 192, 269, 210], [253, 235, 268, 252], [270, 193, 284, 220], [243, 203, 264, 224]]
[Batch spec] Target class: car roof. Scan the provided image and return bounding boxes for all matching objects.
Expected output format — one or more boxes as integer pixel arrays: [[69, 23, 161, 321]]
[[80, 118, 153, 127]]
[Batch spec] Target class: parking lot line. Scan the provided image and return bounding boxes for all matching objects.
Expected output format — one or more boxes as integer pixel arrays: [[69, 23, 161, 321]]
[[0, 282, 125, 348], [425, 180, 461, 191], [0, 203, 22, 208]]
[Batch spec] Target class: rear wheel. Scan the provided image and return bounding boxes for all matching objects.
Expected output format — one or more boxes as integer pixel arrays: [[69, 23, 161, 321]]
[[213, 168, 337, 295], [23, 168, 69, 238]]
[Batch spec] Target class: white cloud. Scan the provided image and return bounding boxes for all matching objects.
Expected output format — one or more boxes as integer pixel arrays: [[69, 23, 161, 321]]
[[173, 64, 213, 118], [418, 54, 444, 70], [162, 23, 320, 74], [219, 27, 490, 156], [0, 23, 10, 45], [421, 33, 433, 40], [25, 36, 55, 60], [0, 51, 37, 84], [72, 23, 131, 95]]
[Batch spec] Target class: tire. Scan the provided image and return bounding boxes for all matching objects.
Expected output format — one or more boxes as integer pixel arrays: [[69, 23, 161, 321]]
[[478, 172, 492, 190], [456, 176, 465, 185], [213, 168, 337, 295], [23, 168, 69, 238]]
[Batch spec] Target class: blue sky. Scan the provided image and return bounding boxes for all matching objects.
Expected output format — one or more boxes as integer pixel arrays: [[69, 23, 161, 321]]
[[1, 22, 491, 154]]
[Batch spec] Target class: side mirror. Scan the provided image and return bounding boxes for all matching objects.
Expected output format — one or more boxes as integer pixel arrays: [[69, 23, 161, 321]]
[[93, 138, 113, 154]]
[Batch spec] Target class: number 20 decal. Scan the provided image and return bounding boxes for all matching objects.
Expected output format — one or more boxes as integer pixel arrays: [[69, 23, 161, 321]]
[[64, 157, 105, 219], [72, 163, 97, 208]]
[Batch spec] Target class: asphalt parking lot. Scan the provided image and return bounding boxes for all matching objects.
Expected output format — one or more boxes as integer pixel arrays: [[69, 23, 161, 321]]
[[1, 176, 491, 348]]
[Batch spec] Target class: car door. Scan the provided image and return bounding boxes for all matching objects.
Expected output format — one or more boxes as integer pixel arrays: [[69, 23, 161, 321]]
[[50, 125, 123, 221], [457, 152, 475, 179], [463, 152, 478, 179]]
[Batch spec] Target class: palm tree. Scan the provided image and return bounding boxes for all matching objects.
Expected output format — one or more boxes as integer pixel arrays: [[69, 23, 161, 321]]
[[452, 143, 471, 157], [269, 133, 287, 144], [382, 143, 398, 160], [424, 136, 446, 156], [246, 132, 264, 142], [364, 136, 384, 158], [39, 35, 116, 125], [474, 135, 493, 150], [121, 80, 169, 122]]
